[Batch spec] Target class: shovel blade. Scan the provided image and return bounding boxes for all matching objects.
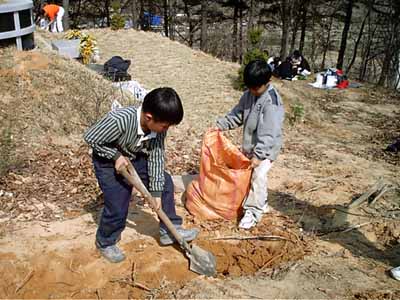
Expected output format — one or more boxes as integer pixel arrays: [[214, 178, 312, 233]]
[[187, 244, 217, 276]]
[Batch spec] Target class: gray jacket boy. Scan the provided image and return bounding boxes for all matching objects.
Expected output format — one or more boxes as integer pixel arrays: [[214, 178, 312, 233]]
[[217, 84, 284, 161]]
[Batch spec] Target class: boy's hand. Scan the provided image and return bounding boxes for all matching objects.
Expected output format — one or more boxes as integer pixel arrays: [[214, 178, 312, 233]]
[[115, 155, 129, 172], [152, 197, 162, 211], [251, 157, 262, 168]]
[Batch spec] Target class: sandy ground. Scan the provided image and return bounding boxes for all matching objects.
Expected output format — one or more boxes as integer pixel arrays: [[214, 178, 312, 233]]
[[0, 28, 400, 299]]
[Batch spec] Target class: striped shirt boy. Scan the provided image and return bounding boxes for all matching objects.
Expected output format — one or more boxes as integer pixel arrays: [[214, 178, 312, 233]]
[[84, 106, 166, 197]]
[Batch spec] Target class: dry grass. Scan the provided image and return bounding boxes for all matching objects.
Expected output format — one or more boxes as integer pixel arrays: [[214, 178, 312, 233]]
[[0, 28, 399, 223], [0, 43, 126, 146]]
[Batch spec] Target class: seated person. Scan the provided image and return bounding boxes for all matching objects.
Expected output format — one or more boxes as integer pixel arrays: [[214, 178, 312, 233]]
[[291, 50, 311, 75], [267, 56, 281, 72], [275, 57, 294, 80]]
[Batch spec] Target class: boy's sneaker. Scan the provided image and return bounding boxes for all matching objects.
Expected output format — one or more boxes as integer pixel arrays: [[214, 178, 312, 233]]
[[95, 241, 125, 263], [262, 203, 270, 214], [239, 210, 257, 229], [390, 266, 400, 280], [159, 226, 200, 246]]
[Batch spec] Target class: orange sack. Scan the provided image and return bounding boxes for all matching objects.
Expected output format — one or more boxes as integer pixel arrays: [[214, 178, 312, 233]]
[[186, 130, 252, 220]]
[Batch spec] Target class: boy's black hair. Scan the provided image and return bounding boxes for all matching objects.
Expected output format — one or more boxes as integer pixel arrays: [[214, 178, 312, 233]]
[[142, 87, 184, 125], [243, 59, 272, 88], [293, 50, 301, 58]]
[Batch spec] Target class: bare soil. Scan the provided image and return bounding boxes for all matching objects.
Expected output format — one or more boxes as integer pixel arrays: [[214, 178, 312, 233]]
[[0, 28, 399, 299]]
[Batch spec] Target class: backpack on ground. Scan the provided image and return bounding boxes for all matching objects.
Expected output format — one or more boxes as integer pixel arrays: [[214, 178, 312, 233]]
[[103, 56, 131, 82]]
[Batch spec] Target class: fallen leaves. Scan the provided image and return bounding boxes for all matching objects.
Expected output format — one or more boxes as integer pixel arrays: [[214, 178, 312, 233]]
[[0, 143, 100, 223]]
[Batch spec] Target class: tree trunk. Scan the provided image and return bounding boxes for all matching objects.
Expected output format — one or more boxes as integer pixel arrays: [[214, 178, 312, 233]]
[[164, 0, 169, 37], [289, 20, 298, 54], [390, 48, 400, 89], [359, 9, 375, 81], [346, 8, 369, 74], [378, 26, 396, 87], [336, 0, 354, 70], [139, 0, 145, 30], [298, 1, 308, 53], [105, 0, 110, 27], [385, 2, 400, 88], [130, 0, 139, 29], [200, 0, 207, 51], [239, 7, 243, 63], [309, 9, 317, 68], [70, 0, 81, 27], [62, 0, 70, 30], [248, 0, 255, 29], [359, 41, 371, 81], [378, 48, 391, 86], [184, 2, 194, 47], [321, 16, 334, 70], [232, 4, 238, 62], [280, 0, 292, 59], [168, 0, 176, 40]]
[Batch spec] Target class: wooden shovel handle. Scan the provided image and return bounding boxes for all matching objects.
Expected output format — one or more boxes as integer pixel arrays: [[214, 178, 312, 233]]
[[118, 162, 185, 246]]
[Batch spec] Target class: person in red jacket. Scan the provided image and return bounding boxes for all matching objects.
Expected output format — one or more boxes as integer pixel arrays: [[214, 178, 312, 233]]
[[42, 3, 65, 32]]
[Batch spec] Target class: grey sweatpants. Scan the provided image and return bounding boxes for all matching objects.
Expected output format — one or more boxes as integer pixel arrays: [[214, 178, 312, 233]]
[[243, 159, 273, 221]]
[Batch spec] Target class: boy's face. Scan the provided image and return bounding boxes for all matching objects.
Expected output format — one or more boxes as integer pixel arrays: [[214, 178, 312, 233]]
[[142, 112, 171, 133], [249, 84, 268, 97]]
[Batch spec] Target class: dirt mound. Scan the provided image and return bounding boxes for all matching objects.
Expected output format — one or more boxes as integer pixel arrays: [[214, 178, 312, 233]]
[[0, 209, 307, 299], [197, 219, 307, 277], [0, 45, 121, 149]]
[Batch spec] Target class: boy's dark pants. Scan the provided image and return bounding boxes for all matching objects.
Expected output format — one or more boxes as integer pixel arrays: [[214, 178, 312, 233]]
[[93, 154, 182, 248]]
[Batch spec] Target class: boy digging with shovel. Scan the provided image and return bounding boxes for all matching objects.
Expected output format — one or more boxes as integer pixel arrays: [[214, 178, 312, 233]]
[[84, 87, 199, 263]]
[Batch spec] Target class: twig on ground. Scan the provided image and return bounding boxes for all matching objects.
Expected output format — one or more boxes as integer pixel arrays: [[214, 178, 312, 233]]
[[130, 281, 152, 292], [334, 207, 374, 218], [348, 178, 385, 208], [288, 230, 302, 245], [244, 294, 264, 299], [54, 281, 74, 286], [71, 290, 81, 298], [95, 289, 101, 300], [15, 270, 34, 294], [305, 184, 328, 193], [131, 261, 136, 283], [209, 235, 293, 242], [342, 222, 372, 233], [69, 259, 81, 274], [71, 288, 96, 298], [369, 185, 391, 206], [318, 221, 374, 236], [112, 278, 152, 292], [255, 252, 285, 275], [296, 208, 308, 227]]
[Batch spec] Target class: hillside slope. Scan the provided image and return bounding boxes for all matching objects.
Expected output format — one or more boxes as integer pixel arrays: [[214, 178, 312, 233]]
[[0, 28, 399, 299]]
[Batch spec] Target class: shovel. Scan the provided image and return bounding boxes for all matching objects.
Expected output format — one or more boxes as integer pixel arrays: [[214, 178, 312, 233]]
[[118, 161, 216, 277]]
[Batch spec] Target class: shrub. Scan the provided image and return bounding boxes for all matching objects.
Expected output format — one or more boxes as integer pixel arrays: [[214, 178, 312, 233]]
[[0, 120, 16, 177], [289, 102, 305, 125], [111, 14, 125, 30], [110, 1, 125, 30], [234, 28, 268, 90]]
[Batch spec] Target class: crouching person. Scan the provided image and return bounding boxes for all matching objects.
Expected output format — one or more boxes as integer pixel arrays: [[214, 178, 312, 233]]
[[84, 87, 199, 263], [216, 59, 285, 230]]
